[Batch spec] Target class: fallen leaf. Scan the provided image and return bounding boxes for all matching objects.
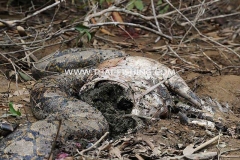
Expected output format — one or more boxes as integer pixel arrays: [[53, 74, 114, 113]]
[[109, 146, 122, 159], [13, 89, 29, 96], [183, 144, 195, 156], [22, 98, 30, 102]]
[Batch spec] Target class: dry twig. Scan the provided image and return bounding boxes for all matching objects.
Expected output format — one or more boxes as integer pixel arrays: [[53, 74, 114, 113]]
[[76, 132, 109, 156], [87, 22, 172, 40], [0, 0, 65, 28], [165, 0, 240, 59]]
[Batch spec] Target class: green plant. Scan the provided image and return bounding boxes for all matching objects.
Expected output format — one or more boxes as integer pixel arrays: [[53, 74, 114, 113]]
[[99, 0, 114, 5], [75, 25, 92, 41], [126, 0, 144, 11], [157, 0, 169, 14], [9, 102, 21, 116]]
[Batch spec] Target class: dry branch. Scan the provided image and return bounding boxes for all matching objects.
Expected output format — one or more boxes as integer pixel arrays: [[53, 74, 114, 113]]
[[76, 132, 109, 156], [84, 1, 221, 22], [87, 22, 172, 40], [165, 0, 240, 59], [0, 0, 65, 28]]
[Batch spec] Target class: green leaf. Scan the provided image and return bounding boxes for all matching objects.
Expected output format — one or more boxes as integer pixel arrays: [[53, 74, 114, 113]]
[[134, 0, 143, 11], [126, 0, 135, 10], [157, 0, 163, 5], [159, 5, 169, 14], [18, 71, 32, 81], [86, 32, 92, 41], [75, 24, 92, 41], [99, 0, 105, 5], [9, 102, 21, 116], [75, 25, 90, 33]]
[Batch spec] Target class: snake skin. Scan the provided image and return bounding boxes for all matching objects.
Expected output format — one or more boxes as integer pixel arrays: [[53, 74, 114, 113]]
[[0, 48, 204, 159]]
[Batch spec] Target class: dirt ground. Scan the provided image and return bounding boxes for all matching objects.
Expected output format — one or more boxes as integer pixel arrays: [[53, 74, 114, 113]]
[[0, 0, 240, 159], [1, 42, 240, 159]]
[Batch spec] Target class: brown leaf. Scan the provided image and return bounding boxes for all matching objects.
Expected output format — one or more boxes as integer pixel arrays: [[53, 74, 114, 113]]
[[90, 18, 115, 36]]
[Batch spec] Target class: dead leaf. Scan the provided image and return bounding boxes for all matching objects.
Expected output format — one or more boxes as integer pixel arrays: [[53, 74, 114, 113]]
[[91, 18, 115, 36], [183, 135, 222, 156], [183, 144, 195, 156], [109, 146, 122, 159], [13, 89, 29, 96], [22, 98, 30, 102]]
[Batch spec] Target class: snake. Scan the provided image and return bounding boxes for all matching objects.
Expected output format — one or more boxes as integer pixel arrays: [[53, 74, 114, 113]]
[[0, 48, 207, 159]]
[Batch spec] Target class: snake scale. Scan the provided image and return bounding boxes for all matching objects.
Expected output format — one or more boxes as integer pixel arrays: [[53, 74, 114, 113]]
[[0, 48, 206, 159]]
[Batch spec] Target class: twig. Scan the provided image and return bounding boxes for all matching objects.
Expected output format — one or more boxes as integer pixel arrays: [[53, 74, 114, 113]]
[[96, 141, 111, 158], [0, 19, 15, 28], [180, 0, 206, 44], [19, 36, 39, 63], [3, 31, 17, 45], [200, 48, 221, 69], [150, 0, 162, 42], [219, 148, 240, 159], [221, 66, 240, 70], [48, 1, 61, 29], [0, 0, 65, 28], [95, 35, 132, 47], [84, 1, 220, 23], [0, 53, 19, 96], [165, 0, 240, 59], [76, 132, 109, 156], [220, 155, 240, 158], [11, 62, 36, 81], [121, 114, 156, 120], [117, 24, 144, 54], [194, 134, 223, 154], [0, 52, 31, 121], [48, 120, 62, 160], [181, 12, 240, 26], [167, 45, 199, 68], [0, 35, 78, 56], [87, 22, 172, 40], [0, 27, 76, 47], [83, 2, 219, 40]]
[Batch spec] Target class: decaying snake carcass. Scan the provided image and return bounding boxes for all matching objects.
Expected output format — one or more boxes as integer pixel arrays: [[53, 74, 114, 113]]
[[0, 48, 228, 159]]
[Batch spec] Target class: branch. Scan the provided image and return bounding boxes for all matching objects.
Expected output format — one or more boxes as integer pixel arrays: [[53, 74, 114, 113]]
[[87, 22, 172, 40], [165, 0, 240, 59], [0, 0, 65, 28], [151, 0, 162, 42], [77, 132, 109, 156], [181, 12, 240, 26], [84, 0, 220, 23]]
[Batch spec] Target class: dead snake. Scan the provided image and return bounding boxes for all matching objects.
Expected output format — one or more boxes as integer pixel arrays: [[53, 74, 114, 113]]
[[0, 48, 204, 159]]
